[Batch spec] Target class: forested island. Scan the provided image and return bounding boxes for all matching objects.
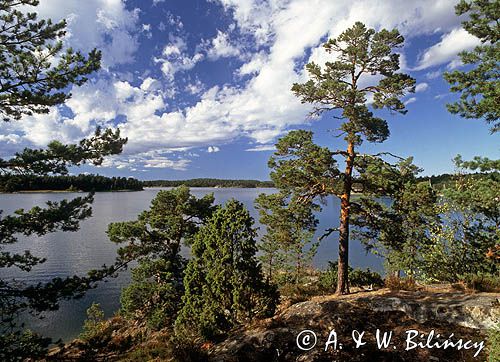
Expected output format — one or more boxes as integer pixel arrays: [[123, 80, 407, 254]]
[[143, 178, 274, 188], [0, 174, 143, 192]]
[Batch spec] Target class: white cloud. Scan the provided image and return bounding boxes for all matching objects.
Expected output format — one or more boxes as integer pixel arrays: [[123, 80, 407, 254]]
[[155, 36, 204, 80], [32, 0, 140, 68], [415, 82, 429, 92], [2, 0, 471, 171], [414, 27, 481, 70], [144, 158, 190, 170], [246, 144, 276, 152], [425, 69, 442, 80], [206, 30, 241, 60], [404, 97, 417, 105], [207, 146, 220, 153]]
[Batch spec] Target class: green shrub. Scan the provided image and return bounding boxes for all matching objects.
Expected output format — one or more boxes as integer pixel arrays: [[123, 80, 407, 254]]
[[462, 273, 500, 293], [489, 324, 500, 362], [318, 261, 384, 292], [80, 303, 107, 342]]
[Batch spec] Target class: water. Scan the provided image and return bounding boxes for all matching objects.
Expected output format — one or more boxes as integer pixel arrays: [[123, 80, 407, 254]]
[[0, 188, 382, 342]]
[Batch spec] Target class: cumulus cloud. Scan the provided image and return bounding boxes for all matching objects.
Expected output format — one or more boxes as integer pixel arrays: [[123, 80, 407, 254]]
[[404, 97, 417, 105], [414, 27, 481, 70], [207, 146, 220, 153], [31, 0, 140, 68], [206, 30, 241, 60], [246, 144, 276, 152], [2, 0, 470, 171], [415, 83, 429, 92], [155, 35, 204, 80]]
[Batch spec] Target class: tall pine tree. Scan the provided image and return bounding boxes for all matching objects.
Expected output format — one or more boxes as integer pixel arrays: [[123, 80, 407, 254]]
[[273, 22, 415, 294]]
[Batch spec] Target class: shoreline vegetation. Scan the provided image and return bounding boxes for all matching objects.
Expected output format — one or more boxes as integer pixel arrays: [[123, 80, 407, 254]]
[[1, 173, 494, 193]]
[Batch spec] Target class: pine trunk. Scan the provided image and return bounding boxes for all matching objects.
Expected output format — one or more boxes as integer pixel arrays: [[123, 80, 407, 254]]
[[336, 140, 355, 295]]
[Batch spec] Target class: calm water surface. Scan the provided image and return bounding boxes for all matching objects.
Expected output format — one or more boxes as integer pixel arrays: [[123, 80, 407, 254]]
[[0, 188, 382, 341]]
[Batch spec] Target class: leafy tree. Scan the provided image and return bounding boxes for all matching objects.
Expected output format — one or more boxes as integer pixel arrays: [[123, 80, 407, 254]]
[[107, 186, 215, 329], [0, 0, 101, 121], [423, 162, 499, 281], [444, 0, 499, 133], [174, 200, 278, 341], [272, 22, 415, 294], [255, 192, 319, 286], [0, 1, 125, 358]]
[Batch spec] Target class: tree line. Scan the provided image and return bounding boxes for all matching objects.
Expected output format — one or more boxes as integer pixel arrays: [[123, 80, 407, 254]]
[[143, 178, 274, 188], [0, 174, 143, 192]]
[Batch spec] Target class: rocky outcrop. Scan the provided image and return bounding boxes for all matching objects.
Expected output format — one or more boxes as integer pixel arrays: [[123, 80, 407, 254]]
[[357, 290, 500, 330], [209, 289, 497, 362]]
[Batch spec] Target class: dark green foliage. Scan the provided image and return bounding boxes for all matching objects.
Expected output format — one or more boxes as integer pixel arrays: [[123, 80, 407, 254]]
[[107, 186, 215, 330], [292, 22, 415, 145], [0, 1, 126, 358], [143, 178, 274, 188], [355, 180, 440, 278], [462, 273, 500, 293], [0, 0, 101, 121], [175, 200, 278, 341], [0, 174, 143, 192], [0, 126, 127, 176], [80, 303, 106, 342], [0, 329, 51, 361], [421, 167, 499, 282], [444, 0, 499, 132], [280, 22, 414, 294], [318, 261, 384, 292], [255, 192, 319, 286]]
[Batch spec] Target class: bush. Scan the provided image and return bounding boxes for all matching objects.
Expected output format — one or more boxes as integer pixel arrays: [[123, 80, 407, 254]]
[[488, 324, 500, 362], [80, 303, 107, 342], [384, 275, 418, 291], [318, 261, 384, 292], [462, 273, 500, 293]]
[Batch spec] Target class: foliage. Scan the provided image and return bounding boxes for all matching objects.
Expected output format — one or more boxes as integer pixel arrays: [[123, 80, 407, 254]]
[[0, 1, 126, 358], [0, 0, 101, 121], [462, 273, 500, 293], [488, 323, 500, 362], [255, 192, 319, 286], [274, 22, 414, 294], [0, 329, 51, 361], [384, 275, 419, 291], [108, 186, 216, 330], [143, 178, 274, 188], [175, 200, 278, 341], [0, 174, 143, 192], [444, 0, 499, 132], [318, 261, 384, 292], [80, 303, 106, 342]]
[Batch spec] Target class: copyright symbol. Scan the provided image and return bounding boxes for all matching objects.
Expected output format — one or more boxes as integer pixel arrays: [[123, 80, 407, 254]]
[[296, 329, 317, 351]]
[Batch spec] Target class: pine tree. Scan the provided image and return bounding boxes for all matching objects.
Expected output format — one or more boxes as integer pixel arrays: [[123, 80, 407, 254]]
[[107, 186, 215, 329], [273, 22, 415, 294], [0, 0, 101, 121], [174, 200, 278, 341], [444, 0, 499, 133], [0, 1, 125, 358], [255, 192, 319, 286]]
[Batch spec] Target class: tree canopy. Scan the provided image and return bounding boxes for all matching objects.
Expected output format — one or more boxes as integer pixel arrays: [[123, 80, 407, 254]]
[[444, 0, 499, 132], [0, 0, 101, 121]]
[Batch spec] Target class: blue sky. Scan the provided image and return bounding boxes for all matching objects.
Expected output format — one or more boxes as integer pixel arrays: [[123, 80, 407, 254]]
[[0, 0, 498, 180]]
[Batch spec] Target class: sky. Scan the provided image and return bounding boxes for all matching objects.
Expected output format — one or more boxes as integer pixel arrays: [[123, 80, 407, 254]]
[[0, 0, 498, 180]]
